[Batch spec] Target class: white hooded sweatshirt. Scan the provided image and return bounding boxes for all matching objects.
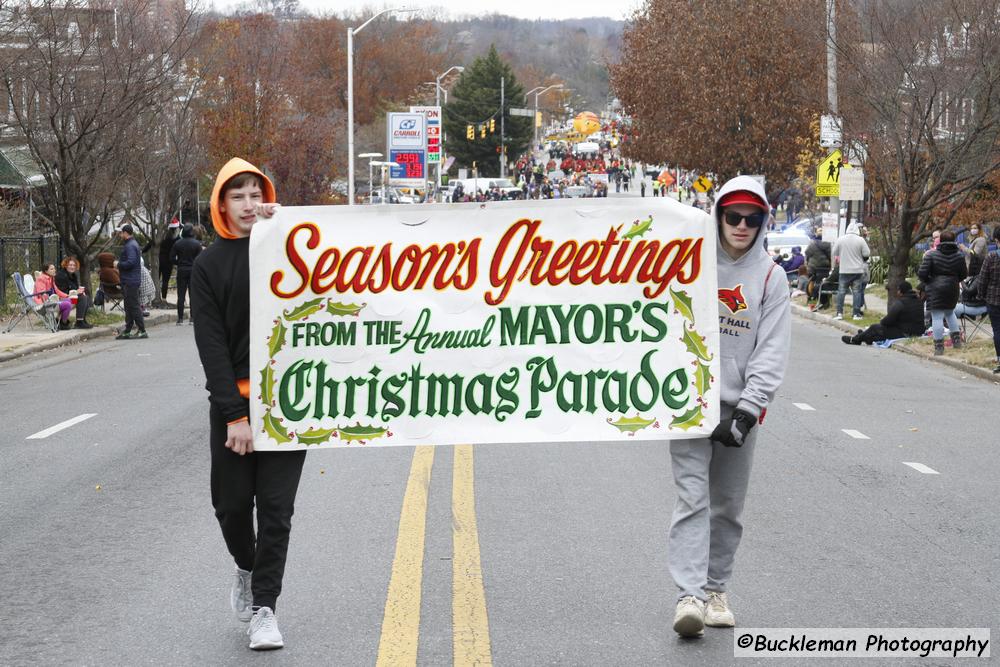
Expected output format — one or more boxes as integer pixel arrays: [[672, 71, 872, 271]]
[[711, 176, 791, 418]]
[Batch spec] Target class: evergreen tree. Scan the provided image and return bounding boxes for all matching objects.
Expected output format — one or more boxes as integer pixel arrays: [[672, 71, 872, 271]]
[[443, 46, 532, 178]]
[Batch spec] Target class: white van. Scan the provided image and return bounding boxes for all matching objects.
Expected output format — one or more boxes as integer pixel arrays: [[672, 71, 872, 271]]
[[454, 177, 522, 199]]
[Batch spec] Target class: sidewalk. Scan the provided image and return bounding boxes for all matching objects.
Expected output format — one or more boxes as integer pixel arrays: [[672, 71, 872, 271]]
[[0, 308, 176, 363], [791, 289, 999, 384]]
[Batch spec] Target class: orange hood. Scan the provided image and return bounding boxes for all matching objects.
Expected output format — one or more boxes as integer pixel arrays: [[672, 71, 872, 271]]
[[210, 158, 276, 239]]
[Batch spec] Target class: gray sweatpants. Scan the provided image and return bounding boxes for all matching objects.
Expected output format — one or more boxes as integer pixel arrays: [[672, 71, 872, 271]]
[[667, 404, 757, 600]]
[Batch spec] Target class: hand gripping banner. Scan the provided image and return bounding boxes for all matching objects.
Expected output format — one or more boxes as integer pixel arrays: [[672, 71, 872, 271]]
[[249, 198, 719, 450]]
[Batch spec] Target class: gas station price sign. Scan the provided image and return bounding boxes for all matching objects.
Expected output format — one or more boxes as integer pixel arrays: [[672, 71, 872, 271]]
[[390, 149, 425, 180]]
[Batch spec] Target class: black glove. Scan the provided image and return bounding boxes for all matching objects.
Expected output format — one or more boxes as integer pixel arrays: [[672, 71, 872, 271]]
[[710, 408, 757, 448]]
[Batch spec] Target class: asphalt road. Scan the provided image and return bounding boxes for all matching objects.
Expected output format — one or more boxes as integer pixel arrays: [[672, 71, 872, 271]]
[[1, 315, 997, 666]]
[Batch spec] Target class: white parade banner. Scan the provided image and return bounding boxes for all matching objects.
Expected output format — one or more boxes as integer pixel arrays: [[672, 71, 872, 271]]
[[249, 198, 720, 450]]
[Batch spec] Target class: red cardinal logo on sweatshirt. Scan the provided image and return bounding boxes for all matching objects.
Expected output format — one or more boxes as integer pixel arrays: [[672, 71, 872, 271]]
[[718, 285, 748, 314]]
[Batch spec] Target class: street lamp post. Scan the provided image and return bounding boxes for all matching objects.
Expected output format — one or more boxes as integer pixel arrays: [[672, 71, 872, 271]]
[[433, 65, 463, 201], [372, 161, 399, 203], [347, 7, 415, 207], [359, 152, 382, 204], [533, 84, 563, 148]]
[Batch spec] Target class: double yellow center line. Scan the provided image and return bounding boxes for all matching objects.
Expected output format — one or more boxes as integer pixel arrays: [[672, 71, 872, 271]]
[[376, 445, 493, 666]]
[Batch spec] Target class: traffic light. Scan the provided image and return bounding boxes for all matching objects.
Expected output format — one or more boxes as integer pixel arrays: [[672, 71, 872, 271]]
[[466, 124, 474, 140], [489, 118, 495, 133], [480, 124, 487, 138]]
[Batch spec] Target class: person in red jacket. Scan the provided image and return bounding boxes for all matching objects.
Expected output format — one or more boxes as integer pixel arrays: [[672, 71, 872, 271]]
[[34, 263, 73, 329], [191, 158, 306, 651]]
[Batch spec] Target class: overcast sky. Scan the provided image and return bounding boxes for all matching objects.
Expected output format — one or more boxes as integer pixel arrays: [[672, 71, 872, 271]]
[[225, 0, 640, 21]]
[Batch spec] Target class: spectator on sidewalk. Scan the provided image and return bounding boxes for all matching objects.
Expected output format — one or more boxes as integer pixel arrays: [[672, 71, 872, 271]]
[[34, 262, 73, 330], [959, 223, 989, 276], [918, 229, 967, 355], [954, 274, 988, 320], [780, 246, 805, 279], [841, 281, 925, 345], [145, 218, 180, 299], [832, 222, 870, 320], [97, 252, 120, 286], [54, 256, 93, 329], [171, 223, 202, 325], [805, 231, 832, 303], [114, 223, 147, 340], [970, 226, 1000, 373]]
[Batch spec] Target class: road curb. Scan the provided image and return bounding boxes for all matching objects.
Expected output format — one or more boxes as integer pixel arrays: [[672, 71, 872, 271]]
[[791, 303, 999, 384], [0, 312, 174, 364]]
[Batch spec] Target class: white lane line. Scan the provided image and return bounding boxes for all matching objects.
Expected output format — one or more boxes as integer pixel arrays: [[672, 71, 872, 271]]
[[27, 413, 97, 440], [842, 429, 870, 439], [903, 461, 940, 475], [793, 402, 816, 411]]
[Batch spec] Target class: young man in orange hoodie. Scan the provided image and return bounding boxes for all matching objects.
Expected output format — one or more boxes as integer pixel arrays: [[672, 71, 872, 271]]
[[190, 158, 306, 650]]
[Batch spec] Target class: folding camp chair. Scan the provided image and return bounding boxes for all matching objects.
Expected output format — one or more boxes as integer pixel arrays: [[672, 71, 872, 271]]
[[3, 272, 60, 333], [960, 311, 993, 344], [99, 281, 125, 313]]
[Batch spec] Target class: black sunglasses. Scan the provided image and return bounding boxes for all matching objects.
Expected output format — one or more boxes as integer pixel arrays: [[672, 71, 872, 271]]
[[723, 210, 766, 228]]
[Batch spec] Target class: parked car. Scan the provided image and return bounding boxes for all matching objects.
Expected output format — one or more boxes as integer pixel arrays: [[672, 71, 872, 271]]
[[765, 230, 811, 258], [563, 183, 593, 198]]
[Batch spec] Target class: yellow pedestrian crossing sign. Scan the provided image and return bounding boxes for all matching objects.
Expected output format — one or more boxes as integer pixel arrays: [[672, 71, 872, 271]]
[[692, 175, 713, 193], [816, 149, 849, 197]]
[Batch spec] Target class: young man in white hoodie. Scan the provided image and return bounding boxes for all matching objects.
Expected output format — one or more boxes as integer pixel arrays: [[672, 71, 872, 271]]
[[670, 175, 791, 637]]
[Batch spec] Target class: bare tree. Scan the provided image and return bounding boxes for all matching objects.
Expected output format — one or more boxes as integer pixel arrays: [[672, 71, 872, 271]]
[[120, 77, 206, 303], [835, 0, 1000, 295], [0, 0, 198, 287]]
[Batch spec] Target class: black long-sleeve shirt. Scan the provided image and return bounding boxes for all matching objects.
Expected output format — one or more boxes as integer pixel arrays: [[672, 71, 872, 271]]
[[190, 237, 251, 423]]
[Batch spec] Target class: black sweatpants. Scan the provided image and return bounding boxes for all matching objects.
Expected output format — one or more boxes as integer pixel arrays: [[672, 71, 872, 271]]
[[854, 323, 905, 344], [176, 270, 192, 321], [74, 293, 91, 321], [160, 264, 173, 300], [209, 404, 306, 611], [122, 283, 145, 333]]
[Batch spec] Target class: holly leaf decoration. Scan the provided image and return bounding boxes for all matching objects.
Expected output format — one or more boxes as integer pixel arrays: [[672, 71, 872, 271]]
[[326, 300, 366, 317], [606, 414, 656, 434], [262, 409, 292, 444], [268, 319, 288, 357], [622, 215, 653, 239], [283, 297, 324, 322], [693, 362, 714, 397], [297, 427, 337, 446], [259, 364, 276, 405], [670, 287, 695, 323], [670, 405, 705, 431], [681, 324, 713, 361], [337, 423, 389, 443]]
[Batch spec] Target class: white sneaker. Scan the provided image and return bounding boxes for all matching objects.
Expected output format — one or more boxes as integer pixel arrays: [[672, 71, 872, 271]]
[[834, 314, 844, 320], [672, 596, 705, 637], [231, 567, 253, 622], [704, 591, 736, 627], [248, 607, 284, 650], [853, 315, 864, 321]]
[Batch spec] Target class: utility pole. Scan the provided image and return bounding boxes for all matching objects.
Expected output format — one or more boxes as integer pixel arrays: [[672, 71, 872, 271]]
[[499, 76, 505, 178], [827, 0, 842, 236]]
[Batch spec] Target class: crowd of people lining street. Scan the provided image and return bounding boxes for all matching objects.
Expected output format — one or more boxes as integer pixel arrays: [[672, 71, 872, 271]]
[[27, 217, 208, 338], [776, 215, 999, 371]]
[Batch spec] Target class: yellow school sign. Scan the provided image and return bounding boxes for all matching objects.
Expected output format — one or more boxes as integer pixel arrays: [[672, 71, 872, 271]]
[[816, 150, 850, 197]]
